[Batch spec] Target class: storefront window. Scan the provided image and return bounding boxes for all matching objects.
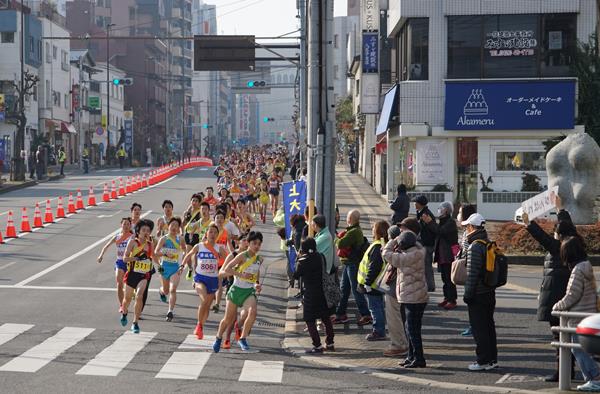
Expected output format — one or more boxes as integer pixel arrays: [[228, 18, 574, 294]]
[[398, 18, 429, 81], [447, 13, 576, 79], [496, 151, 546, 172], [394, 139, 417, 189]]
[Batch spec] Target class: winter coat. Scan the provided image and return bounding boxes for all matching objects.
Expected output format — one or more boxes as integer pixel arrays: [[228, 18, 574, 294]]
[[291, 217, 306, 251], [553, 260, 598, 327], [431, 215, 459, 265], [382, 239, 428, 304], [526, 210, 572, 322], [360, 242, 385, 296], [390, 193, 410, 225], [293, 252, 332, 321], [463, 228, 495, 302], [416, 207, 436, 247], [336, 224, 364, 264]]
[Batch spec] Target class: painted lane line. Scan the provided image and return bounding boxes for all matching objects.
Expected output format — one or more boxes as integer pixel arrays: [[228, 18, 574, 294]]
[[238, 360, 284, 383], [0, 285, 197, 294], [0, 261, 17, 271], [76, 331, 157, 376], [0, 323, 34, 347], [155, 352, 211, 380], [13, 211, 152, 287], [0, 327, 94, 373]]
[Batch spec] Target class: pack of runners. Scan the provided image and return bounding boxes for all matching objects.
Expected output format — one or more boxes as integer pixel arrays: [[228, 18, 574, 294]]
[[96, 145, 289, 352]]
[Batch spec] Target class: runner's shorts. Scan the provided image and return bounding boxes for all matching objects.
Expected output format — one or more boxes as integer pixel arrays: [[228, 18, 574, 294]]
[[185, 233, 200, 246], [124, 271, 151, 288], [161, 262, 180, 280], [194, 273, 219, 294], [269, 188, 279, 197], [227, 285, 256, 307], [115, 260, 127, 271]]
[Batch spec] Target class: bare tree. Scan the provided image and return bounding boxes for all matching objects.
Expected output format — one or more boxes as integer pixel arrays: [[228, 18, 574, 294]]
[[8, 70, 39, 181]]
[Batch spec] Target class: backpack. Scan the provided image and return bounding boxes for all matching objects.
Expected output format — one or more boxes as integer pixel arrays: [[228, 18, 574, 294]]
[[473, 240, 508, 288], [349, 236, 370, 264]]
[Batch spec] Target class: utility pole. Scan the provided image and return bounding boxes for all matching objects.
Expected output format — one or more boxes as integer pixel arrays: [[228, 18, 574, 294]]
[[78, 55, 84, 170], [306, 0, 320, 220], [11, 0, 26, 181], [298, 0, 307, 166], [105, 23, 115, 166]]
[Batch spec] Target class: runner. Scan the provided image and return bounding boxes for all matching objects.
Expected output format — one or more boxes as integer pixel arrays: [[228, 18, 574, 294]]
[[180, 223, 227, 339], [130, 202, 142, 227], [97, 217, 133, 312], [156, 200, 175, 238], [212, 209, 235, 313], [236, 199, 255, 235], [183, 193, 203, 279], [153, 217, 184, 322], [258, 181, 270, 224], [204, 186, 218, 216], [268, 171, 280, 216], [213, 231, 264, 353], [218, 187, 230, 204], [121, 219, 156, 333]]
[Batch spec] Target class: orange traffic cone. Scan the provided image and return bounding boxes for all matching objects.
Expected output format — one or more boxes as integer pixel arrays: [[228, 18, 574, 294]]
[[111, 180, 118, 199], [33, 203, 43, 228], [76, 189, 85, 210], [118, 178, 125, 196], [5, 211, 17, 238], [56, 197, 66, 218], [44, 200, 54, 224], [136, 175, 142, 191], [87, 186, 97, 206], [20, 207, 32, 233], [0, 229, 4, 244], [125, 177, 132, 194], [67, 193, 76, 214], [141, 173, 148, 188], [103, 183, 110, 202]]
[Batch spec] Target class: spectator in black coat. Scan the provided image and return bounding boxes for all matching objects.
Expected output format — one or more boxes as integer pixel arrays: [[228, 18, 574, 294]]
[[413, 195, 436, 292], [523, 195, 577, 382], [293, 238, 335, 354], [390, 184, 410, 225]]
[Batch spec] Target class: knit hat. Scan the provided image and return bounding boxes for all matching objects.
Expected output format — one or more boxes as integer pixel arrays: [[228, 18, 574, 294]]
[[388, 225, 401, 240], [398, 230, 417, 250]]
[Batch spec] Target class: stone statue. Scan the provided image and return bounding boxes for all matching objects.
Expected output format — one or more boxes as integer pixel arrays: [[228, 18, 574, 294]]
[[546, 132, 600, 224]]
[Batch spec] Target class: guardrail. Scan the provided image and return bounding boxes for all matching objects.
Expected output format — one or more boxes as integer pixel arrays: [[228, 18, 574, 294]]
[[551, 310, 596, 391]]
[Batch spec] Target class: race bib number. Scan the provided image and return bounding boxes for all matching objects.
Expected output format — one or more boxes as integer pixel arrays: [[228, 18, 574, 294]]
[[133, 260, 152, 273]]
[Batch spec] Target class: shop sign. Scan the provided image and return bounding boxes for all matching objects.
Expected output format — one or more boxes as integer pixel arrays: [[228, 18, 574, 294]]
[[444, 80, 576, 130], [416, 139, 447, 184], [361, 0, 379, 32], [485, 30, 538, 57], [362, 32, 378, 73], [88, 96, 100, 109]]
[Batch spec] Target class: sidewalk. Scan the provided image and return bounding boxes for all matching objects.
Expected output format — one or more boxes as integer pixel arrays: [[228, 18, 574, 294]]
[[283, 168, 565, 393]]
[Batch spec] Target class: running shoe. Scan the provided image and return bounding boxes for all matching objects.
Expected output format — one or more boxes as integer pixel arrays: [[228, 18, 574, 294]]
[[131, 322, 140, 334], [166, 311, 173, 322], [238, 338, 250, 351], [194, 323, 203, 339], [213, 337, 222, 353], [234, 321, 242, 341], [468, 362, 498, 371], [159, 291, 167, 303], [223, 339, 231, 350], [120, 313, 128, 327], [212, 304, 220, 313], [577, 381, 600, 392], [186, 268, 193, 281], [461, 327, 472, 336]]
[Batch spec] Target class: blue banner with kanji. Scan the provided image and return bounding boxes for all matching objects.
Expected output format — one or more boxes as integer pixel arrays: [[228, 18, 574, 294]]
[[282, 180, 307, 272]]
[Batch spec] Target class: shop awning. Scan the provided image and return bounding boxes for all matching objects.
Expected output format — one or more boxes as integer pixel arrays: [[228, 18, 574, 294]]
[[375, 84, 398, 136], [375, 132, 387, 155], [60, 122, 77, 134]]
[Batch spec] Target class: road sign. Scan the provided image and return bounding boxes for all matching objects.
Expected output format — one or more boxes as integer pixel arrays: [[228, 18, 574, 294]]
[[96, 127, 104, 136], [88, 96, 100, 109], [194, 35, 255, 71]]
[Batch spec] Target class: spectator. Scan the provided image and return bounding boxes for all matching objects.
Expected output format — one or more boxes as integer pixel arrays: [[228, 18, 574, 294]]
[[348, 149, 356, 174], [312, 214, 335, 273], [333, 209, 371, 326], [390, 184, 410, 225], [35, 145, 44, 180], [462, 213, 498, 371], [382, 230, 428, 368], [293, 237, 335, 354], [28, 150, 35, 180], [412, 195, 436, 292], [299, 168, 307, 182], [523, 195, 576, 382], [553, 236, 600, 392], [289, 214, 306, 293], [357, 220, 390, 341], [290, 160, 299, 180], [58, 146, 66, 176], [382, 225, 409, 358], [426, 201, 459, 310], [456, 204, 476, 337]]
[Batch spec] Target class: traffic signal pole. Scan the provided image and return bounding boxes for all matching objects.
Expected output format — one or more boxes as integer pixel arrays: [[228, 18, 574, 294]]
[[306, 0, 320, 226]]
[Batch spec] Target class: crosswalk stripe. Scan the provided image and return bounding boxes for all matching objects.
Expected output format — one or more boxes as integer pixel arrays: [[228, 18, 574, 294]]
[[155, 352, 211, 380], [0, 327, 94, 373], [0, 323, 34, 347], [178, 334, 215, 350], [238, 360, 284, 383], [76, 331, 156, 376]]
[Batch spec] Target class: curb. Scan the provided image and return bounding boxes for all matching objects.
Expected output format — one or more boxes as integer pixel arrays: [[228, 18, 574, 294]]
[[0, 174, 64, 196], [281, 286, 550, 394]]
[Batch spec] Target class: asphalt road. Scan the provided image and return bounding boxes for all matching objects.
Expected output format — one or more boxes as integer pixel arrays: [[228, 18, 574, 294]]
[[0, 167, 470, 394]]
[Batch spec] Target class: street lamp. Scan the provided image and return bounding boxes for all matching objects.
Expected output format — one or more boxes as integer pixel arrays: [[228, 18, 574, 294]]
[[105, 22, 116, 165]]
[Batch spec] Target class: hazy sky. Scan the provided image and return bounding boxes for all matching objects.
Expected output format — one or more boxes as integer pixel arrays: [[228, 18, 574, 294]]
[[211, 0, 348, 36]]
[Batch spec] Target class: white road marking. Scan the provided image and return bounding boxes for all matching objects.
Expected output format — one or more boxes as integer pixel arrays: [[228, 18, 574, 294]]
[[97, 210, 122, 219], [0, 327, 94, 373], [76, 331, 156, 376], [0, 323, 34, 347], [178, 334, 216, 350], [0, 261, 17, 271], [0, 285, 197, 294], [13, 211, 152, 286], [238, 360, 284, 383], [155, 352, 211, 380]]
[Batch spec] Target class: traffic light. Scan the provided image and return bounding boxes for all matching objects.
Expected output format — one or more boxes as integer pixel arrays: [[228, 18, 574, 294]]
[[263, 117, 275, 123], [113, 78, 134, 86], [247, 80, 266, 88]]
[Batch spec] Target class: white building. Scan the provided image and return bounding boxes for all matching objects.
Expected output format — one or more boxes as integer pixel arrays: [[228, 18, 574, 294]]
[[70, 49, 97, 165], [380, 0, 596, 220], [332, 15, 359, 102]]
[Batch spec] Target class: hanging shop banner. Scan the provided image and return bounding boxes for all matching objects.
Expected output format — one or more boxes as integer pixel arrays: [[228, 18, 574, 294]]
[[444, 80, 576, 130], [360, 73, 380, 114], [416, 139, 447, 185], [124, 110, 133, 153], [361, 0, 379, 32], [362, 32, 378, 73], [282, 180, 307, 273]]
